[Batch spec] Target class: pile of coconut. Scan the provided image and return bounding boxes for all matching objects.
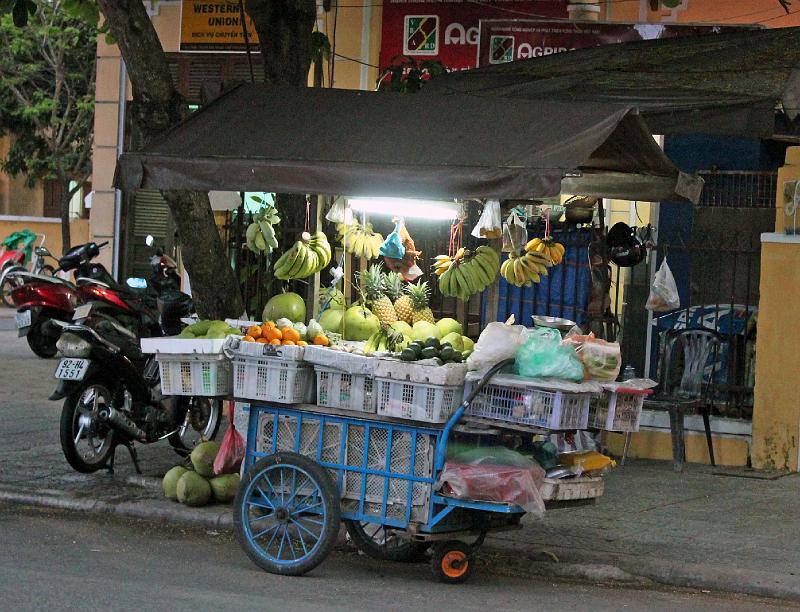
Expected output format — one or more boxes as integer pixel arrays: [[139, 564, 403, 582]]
[[162, 442, 240, 507]]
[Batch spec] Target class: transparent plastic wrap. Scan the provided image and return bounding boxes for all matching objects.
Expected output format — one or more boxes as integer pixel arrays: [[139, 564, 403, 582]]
[[562, 333, 621, 381], [437, 445, 546, 516], [466, 321, 527, 373], [646, 257, 680, 312], [515, 327, 584, 382]]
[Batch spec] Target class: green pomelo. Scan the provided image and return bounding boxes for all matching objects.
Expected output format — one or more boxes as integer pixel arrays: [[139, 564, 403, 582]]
[[343, 305, 380, 341], [190, 441, 219, 478], [263, 292, 306, 324], [209, 474, 240, 503], [441, 332, 464, 352], [319, 308, 344, 334], [411, 321, 440, 342], [319, 287, 346, 310], [176, 471, 212, 507], [389, 320, 413, 336], [461, 336, 474, 352], [436, 318, 463, 337], [162, 466, 188, 500]]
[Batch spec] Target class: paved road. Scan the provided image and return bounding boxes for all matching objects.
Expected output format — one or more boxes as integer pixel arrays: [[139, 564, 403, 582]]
[[0, 503, 792, 612]]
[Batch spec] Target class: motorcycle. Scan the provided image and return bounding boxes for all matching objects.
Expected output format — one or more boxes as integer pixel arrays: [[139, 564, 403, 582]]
[[0, 234, 58, 307]]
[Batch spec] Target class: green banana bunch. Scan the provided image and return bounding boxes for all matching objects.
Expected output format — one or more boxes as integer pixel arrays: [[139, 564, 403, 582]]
[[273, 231, 333, 280], [437, 245, 500, 301], [245, 206, 281, 254], [364, 327, 408, 355]]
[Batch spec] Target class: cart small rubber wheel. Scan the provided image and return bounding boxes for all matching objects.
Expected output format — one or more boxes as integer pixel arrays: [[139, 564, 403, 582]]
[[234, 452, 341, 576], [431, 541, 474, 584]]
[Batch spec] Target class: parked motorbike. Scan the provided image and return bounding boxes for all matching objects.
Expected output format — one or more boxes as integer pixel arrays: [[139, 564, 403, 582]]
[[51, 316, 221, 473], [0, 234, 57, 307]]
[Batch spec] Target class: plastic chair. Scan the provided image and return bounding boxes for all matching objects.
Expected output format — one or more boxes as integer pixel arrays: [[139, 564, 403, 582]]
[[644, 328, 720, 472]]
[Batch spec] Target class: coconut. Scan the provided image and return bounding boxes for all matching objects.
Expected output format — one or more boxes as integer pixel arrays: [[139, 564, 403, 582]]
[[319, 308, 344, 334], [162, 466, 188, 500], [389, 320, 413, 337], [176, 471, 212, 507], [190, 441, 219, 478], [209, 474, 240, 503]]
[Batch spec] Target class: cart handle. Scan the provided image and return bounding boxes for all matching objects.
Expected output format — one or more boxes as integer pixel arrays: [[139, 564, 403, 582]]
[[435, 357, 516, 473]]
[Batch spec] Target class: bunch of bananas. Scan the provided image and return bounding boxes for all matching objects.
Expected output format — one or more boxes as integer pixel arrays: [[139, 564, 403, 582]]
[[500, 250, 552, 287], [364, 327, 409, 355], [435, 246, 499, 301], [338, 221, 384, 260], [526, 237, 565, 265], [245, 207, 280, 254], [274, 231, 332, 280]]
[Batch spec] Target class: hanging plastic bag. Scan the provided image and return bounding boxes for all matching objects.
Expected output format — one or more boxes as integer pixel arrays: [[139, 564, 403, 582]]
[[325, 197, 352, 224], [515, 327, 584, 381], [466, 321, 527, 372], [471, 199, 502, 239], [213, 403, 245, 476], [379, 219, 406, 259], [502, 209, 528, 253], [645, 257, 680, 312]]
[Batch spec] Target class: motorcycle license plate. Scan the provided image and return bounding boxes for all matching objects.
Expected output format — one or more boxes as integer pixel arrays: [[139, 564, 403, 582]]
[[72, 303, 92, 321], [55, 358, 90, 381], [15, 310, 31, 328]]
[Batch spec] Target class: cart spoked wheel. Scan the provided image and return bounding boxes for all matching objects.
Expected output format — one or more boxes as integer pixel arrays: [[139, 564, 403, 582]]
[[431, 541, 474, 584], [234, 452, 341, 576], [345, 520, 430, 563]]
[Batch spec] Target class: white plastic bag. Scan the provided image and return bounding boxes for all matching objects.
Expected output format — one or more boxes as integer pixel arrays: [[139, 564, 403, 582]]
[[471, 199, 502, 239], [646, 258, 680, 312], [501, 209, 527, 253], [325, 197, 352, 224], [466, 321, 527, 372]]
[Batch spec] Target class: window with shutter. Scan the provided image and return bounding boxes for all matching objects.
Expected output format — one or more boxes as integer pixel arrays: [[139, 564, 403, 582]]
[[42, 180, 64, 218]]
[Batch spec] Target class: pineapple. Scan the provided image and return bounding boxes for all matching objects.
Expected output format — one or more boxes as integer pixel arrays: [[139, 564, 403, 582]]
[[385, 271, 412, 324], [360, 264, 397, 325], [407, 281, 435, 324]]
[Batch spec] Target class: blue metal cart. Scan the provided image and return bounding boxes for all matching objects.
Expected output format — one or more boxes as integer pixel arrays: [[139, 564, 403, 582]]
[[233, 359, 525, 583]]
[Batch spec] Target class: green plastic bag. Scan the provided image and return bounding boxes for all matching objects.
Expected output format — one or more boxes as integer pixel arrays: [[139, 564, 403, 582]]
[[515, 327, 584, 381]]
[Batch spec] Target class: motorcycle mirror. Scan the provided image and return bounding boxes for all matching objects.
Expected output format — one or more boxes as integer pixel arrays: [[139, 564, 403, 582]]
[[126, 277, 147, 289], [145, 235, 155, 247]]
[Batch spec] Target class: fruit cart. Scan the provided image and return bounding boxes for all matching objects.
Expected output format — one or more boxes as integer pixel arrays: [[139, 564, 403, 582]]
[[233, 358, 550, 583]]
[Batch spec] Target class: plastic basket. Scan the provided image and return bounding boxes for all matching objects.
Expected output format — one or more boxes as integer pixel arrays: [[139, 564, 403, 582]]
[[374, 378, 463, 423], [465, 381, 590, 430], [588, 390, 646, 432], [157, 353, 231, 397], [233, 354, 315, 404], [314, 366, 376, 413]]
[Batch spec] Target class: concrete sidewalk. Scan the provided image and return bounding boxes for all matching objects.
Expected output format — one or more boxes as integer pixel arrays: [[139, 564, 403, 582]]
[[2, 329, 798, 600]]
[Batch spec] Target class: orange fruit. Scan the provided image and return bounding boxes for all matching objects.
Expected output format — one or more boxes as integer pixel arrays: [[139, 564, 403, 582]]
[[282, 340, 296, 346], [263, 321, 276, 330], [246, 325, 262, 339], [243, 335, 255, 343], [296, 340, 307, 346], [282, 328, 301, 343], [264, 327, 283, 342], [256, 338, 269, 344], [312, 334, 329, 346], [269, 338, 281, 345]]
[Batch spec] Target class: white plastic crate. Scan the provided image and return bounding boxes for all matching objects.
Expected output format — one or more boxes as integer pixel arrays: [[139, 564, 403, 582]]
[[588, 390, 646, 432], [374, 378, 463, 423], [157, 353, 231, 397], [465, 380, 590, 430], [315, 366, 376, 413], [233, 354, 315, 404]]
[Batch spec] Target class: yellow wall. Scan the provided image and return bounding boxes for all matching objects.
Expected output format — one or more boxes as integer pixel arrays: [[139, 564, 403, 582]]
[[0, 136, 44, 217], [0, 217, 90, 263], [604, 430, 750, 467], [603, 0, 800, 27]]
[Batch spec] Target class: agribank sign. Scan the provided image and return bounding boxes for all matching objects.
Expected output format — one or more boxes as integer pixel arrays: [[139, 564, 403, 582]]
[[379, 0, 566, 71]]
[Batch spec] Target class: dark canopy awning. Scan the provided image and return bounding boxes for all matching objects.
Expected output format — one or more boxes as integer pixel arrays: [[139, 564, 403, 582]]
[[115, 84, 702, 203], [425, 26, 800, 138]]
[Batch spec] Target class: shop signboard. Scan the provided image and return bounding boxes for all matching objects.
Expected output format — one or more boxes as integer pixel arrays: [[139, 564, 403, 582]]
[[180, 0, 260, 52], [379, 0, 566, 71], [477, 20, 750, 66]]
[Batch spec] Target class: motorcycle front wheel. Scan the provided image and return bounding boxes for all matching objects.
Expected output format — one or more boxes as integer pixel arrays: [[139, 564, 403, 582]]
[[168, 396, 222, 455], [60, 380, 116, 473]]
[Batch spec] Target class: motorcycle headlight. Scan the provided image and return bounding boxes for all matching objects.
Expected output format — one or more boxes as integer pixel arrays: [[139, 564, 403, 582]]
[[56, 332, 92, 357]]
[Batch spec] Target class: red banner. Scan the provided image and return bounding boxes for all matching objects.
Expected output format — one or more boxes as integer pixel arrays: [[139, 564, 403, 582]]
[[477, 20, 750, 66], [379, 1, 567, 72]]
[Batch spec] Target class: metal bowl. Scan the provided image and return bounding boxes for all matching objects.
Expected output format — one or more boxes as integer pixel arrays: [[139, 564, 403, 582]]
[[532, 315, 577, 332]]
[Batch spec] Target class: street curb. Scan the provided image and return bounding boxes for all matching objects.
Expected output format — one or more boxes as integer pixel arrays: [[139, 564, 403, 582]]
[[1, 485, 798, 602]]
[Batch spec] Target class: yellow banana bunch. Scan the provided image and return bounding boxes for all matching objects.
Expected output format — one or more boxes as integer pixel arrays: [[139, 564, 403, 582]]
[[500, 250, 552, 287], [341, 220, 384, 260], [436, 246, 499, 301], [273, 231, 332, 280], [525, 237, 566, 265]]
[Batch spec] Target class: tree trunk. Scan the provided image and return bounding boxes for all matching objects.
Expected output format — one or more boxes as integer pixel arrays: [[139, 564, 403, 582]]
[[96, 0, 243, 319], [60, 182, 72, 254]]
